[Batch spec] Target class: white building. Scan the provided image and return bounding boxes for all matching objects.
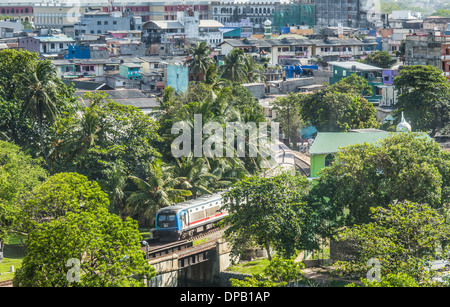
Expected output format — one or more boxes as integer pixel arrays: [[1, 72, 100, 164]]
[[142, 10, 224, 55]]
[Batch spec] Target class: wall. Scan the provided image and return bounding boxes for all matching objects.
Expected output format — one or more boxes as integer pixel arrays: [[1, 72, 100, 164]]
[[310, 153, 325, 177], [166, 64, 189, 93], [18, 37, 40, 54]]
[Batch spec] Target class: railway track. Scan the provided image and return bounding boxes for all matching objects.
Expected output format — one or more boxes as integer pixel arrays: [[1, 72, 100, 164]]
[[293, 152, 311, 177], [145, 226, 227, 260]]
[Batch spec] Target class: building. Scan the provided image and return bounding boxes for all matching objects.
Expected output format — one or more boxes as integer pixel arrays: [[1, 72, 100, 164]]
[[211, 0, 284, 32], [220, 36, 379, 66], [142, 10, 224, 55], [0, 21, 23, 38], [18, 30, 75, 58], [314, 0, 383, 29], [0, 3, 33, 23], [119, 63, 143, 80], [423, 16, 450, 34], [166, 63, 189, 93], [310, 36, 378, 61], [309, 130, 391, 177], [74, 10, 142, 39], [163, 2, 210, 21], [442, 42, 450, 80], [378, 69, 399, 108], [328, 61, 384, 104], [404, 33, 450, 69]]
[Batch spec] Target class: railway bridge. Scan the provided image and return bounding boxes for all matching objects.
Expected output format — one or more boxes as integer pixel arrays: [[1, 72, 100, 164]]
[[145, 143, 310, 287], [146, 236, 234, 287]]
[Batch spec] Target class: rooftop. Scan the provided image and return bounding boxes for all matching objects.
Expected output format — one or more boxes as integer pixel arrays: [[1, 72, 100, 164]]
[[328, 61, 384, 71], [309, 131, 391, 155]]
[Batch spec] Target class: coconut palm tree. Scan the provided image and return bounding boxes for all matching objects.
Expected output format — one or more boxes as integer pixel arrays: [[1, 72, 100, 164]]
[[125, 159, 192, 224], [184, 41, 214, 82], [219, 48, 247, 83], [243, 55, 265, 83], [20, 60, 59, 170]]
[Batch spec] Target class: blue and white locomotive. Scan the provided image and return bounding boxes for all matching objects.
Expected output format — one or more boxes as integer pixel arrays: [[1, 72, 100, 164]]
[[153, 191, 228, 241]]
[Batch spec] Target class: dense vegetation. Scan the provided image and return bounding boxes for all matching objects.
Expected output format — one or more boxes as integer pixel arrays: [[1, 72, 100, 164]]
[[1, 47, 450, 287]]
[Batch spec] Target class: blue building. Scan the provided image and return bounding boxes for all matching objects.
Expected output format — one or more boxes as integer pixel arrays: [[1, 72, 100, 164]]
[[166, 64, 189, 93]]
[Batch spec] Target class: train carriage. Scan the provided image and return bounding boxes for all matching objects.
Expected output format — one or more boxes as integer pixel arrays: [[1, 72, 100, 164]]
[[154, 191, 228, 241]]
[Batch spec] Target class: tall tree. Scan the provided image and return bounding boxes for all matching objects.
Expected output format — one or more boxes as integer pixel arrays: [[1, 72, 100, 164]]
[[362, 51, 397, 68], [222, 172, 315, 260], [219, 49, 247, 83], [125, 159, 192, 224], [334, 200, 450, 285], [20, 60, 60, 170], [299, 75, 380, 132], [308, 132, 450, 237], [0, 141, 47, 249], [184, 41, 214, 82], [393, 65, 450, 137], [13, 207, 155, 287]]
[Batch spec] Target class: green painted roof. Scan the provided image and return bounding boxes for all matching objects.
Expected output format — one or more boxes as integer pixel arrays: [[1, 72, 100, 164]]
[[309, 131, 391, 155]]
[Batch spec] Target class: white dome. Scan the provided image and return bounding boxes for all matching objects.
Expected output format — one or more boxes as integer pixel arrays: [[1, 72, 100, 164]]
[[264, 19, 272, 26], [396, 112, 411, 132]]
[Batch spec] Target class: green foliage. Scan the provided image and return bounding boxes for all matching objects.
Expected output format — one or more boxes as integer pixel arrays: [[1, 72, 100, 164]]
[[308, 133, 450, 233], [333, 200, 450, 285], [430, 9, 450, 17], [348, 272, 420, 287], [13, 207, 155, 287], [18, 172, 110, 235], [272, 93, 304, 148], [184, 41, 214, 81], [393, 65, 450, 136], [0, 49, 77, 167], [362, 51, 397, 68], [230, 257, 305, 287], [298, 74, 380, 132], [219, 49, 265, 83], [222, 172, 316, 260], [0, 141, 47, 244]]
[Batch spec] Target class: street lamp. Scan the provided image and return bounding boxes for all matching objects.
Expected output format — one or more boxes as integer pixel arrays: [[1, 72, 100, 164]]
[[141, 240, 149, 287]]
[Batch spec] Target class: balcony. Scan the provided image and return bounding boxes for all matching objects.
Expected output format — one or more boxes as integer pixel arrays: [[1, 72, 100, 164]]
[[442, 55, 450, 60]]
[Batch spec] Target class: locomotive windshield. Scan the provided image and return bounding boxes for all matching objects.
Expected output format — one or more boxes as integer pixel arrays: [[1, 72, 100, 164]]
[[157, 213, 176, 228]]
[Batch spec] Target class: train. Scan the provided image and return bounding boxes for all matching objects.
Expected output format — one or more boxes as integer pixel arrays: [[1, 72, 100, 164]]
[[152, 191, 229, 242]]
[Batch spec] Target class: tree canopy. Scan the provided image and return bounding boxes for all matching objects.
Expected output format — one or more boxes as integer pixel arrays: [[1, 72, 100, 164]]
[[393, 65, 450, 136], [308, 132, 450, 236], [222, 172, 316, 260]]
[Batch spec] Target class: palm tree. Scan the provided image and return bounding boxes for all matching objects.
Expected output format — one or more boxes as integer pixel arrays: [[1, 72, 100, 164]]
[[125, 159, 192, 224], [184, 41, 214, 82], [243, 55, 265, 83], [173, 156, 215, 198], [20, 60, 59, 170], [219, 48, 247, 83]]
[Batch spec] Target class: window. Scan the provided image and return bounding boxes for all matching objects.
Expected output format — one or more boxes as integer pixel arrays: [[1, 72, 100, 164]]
[[113, 20, 117, 25], [325, 154, 334, 167], [97, 21, 101, 25]]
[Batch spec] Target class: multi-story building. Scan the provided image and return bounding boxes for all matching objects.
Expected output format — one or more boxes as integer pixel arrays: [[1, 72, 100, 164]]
[[442, 42, 450, 80], [18, 29, 75, 58], [74, 10, 142, 39], [0, 2, 33, 23], [328, 61, 384, 103], [163, 2, 210, 21], [404, 33, 450, 69], [315, 0, 383, 29], [220, 36, 379, 65], [142, 10, 224, 55], [211, 0, 305, 34]]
